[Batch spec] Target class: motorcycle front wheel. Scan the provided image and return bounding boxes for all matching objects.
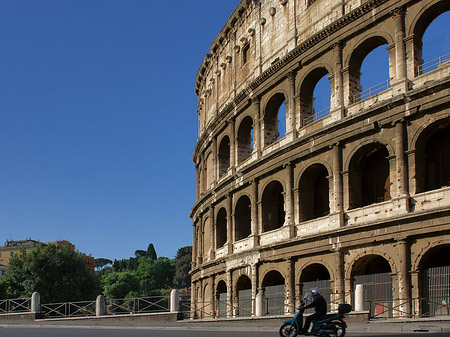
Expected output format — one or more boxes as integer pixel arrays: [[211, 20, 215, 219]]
[[279, 322, 298, 337]]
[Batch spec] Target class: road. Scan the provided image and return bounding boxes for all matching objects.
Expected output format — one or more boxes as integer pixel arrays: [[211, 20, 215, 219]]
[[0, 327, 448, 337]]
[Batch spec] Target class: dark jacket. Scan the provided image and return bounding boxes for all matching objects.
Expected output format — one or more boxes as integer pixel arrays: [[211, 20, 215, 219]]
[[304, 294, 327, 316]]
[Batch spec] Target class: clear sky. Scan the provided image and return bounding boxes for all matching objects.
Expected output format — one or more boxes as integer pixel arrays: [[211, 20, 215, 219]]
[[0, 1, 448, 262], [0, 0, 240, 261]]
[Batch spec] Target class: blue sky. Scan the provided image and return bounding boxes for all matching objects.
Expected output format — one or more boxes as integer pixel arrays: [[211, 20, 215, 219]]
[[0, 0, 240, 260], [0, 1, 448, 262]]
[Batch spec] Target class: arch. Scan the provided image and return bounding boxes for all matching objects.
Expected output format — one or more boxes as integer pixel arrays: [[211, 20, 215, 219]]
[[299, 66, 332, 125], [216, 280, 228, 318], [299, 263, 331, 311], [298, 164, 330, 221], [262, 92, 287, 146], [414, 118, 450, 193], [350, 254, 393, 316], [417, 244, 450, 317], [203, 217, 211, 260], [262, 180, 285, 232], [216, 207, 227, 248], [218, 135, 231, 177], [262, 270, 285, 315], [409, 1, 450, 75], [236, 275, 252, 317], [202, 282, 213, 318], [234, 195, 252, 241], [237, 115, 254, 164], [347, 35, 390, 102], [347, 143, 391, 209]]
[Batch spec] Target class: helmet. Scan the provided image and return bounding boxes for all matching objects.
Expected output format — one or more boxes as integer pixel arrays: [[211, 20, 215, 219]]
[[311, 288, 320, 296]]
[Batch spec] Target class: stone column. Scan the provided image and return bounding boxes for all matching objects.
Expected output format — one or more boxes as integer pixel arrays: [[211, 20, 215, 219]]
[[190, 281, 197, 319], [333, 42, 344, 118], [227, 270, 233, 318], [255, 291, 265, 317], [332, 144, 344, 226], [344, 277, 353, 307], [209, 205, 216, 260], [31, 292, 41, 314], [210, 276, 216, 318], [170, 289, 180, 313], [398, 239, 411, 317], [342, 170, 350, 211], [284, 162, 295, 238], [192, 222, 197, 268], [287, 71, 297, 139], [392, 7, 409, 94], [251, 179, 259, 247], [212, 137, 218, 185], [198, 214, 203, 265], [286, 258, 295, 313], [410, 271, 420, 317], [354, 284, 364, 312], [226, 193, 234, 254], [251, 264, 258, 316], [406, 149, 416, 195], [333, 250, 345, 311], [229, 119, 236, 173], [252, 97, 262, 159]]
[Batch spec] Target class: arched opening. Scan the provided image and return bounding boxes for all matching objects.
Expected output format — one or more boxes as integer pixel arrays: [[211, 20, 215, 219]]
[[349, 145, 390, 209], [298, 164, 330, 221], [237, 275, 252, 317], [351, 255, 393, 318], [300, 264, 331, 312], [263, 93, 287, 146], [413, 3, 450, 75], [216, 280, 228, 318], [262, 181, 285, 232], [235, 196, 252, 241], [418, 245, 450, 317], [218, 136, 230, 177], [237, 116, 254, 164], [262, 271, 285, 315], [415, 121, 450, 193], [202, 282, 213, 318], [300, 67, 331, 126], [203, 218, 211, 261], [216, 208, 227, 248], [349, 37, 389, 103]]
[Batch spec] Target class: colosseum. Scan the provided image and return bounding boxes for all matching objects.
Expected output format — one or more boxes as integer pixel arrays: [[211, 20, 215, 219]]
[[190, 0, 450, 320]]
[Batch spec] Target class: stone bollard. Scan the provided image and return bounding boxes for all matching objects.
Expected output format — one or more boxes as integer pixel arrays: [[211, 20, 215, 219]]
[[96, 295, 105, 316], [354, 284, 364, 312], [170, 289, 180, 313], [255, 292, 265, 317], [31, 292, 41, 313]]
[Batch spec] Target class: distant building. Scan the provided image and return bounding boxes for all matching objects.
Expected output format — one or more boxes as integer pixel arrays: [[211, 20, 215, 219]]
[[0, 264, 7, 278], [0, 238, 95, 271]]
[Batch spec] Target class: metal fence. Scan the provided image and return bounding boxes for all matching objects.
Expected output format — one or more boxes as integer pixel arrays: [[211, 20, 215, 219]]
[[106, 296, 169, 315], [418, 53, 450, 75], [351, 79, 391, 103], [0, 298, 30, 314], [41, 300, 96, 318], [303, 106, 330, 126]]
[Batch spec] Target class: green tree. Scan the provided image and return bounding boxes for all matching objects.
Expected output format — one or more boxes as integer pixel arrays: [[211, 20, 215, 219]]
[[95, 258, 112, 271], [1, 243, 100, 303], [101, 270, 140, 299], [174, 246, 192, 289], [146, 243, 157, 260]]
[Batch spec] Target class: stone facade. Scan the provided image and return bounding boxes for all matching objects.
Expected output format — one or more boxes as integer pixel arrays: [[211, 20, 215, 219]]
[[190, 0, 450, 319]]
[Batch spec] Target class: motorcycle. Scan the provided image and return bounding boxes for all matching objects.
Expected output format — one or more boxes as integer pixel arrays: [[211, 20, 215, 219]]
[[279, 294, 352, 337]]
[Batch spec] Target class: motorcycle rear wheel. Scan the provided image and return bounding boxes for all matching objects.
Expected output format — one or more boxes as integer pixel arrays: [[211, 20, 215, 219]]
[[279, 322, 298, 337], [333, 322, 346, 337]]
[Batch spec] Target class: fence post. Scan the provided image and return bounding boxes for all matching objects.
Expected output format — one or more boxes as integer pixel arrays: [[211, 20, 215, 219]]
[[355, 284, 364, 312], [170, 289, 180, 312], [96, 295, 105, 316], [255, 291, 265, 317], [31, 292, 41, 313]]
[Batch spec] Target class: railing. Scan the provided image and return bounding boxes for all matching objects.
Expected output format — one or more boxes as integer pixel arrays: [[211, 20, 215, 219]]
[[418, 53, 450, 75], [303, 106, 330, 126], [106, 295, 169, 315], [368, 297, 450, 319], [41, 300, 96, 318], [351, 79, 391, 103], [0, 298, 31, 314]]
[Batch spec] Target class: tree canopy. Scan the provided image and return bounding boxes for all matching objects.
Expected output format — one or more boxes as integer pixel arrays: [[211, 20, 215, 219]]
[[0, 243, 100, 303]]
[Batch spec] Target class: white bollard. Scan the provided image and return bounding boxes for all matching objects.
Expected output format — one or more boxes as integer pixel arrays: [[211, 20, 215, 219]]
[[255, 292, 265, 317], [170, 289, 180, 312], [96, 295, 105, 316], [355, 284, 364, 312], [31, 292, 41, 313]]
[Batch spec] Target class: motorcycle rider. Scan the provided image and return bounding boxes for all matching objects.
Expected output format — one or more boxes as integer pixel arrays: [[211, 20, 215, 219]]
[[300, 288, 327, 333]]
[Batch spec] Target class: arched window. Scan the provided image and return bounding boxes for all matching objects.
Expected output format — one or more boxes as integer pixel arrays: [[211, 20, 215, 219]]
[[300, 264, 331, 312], [262, 181, 285, 232], [236, 275, 252, 317], [216, 280, 228, 317], [424, 127, 450, 191], [300, 67, 331, 126], [216, 208, 227, 248], [349, 145, 390, 209], [262, 271, 285, 315], [237, 116, 254, 164], [218, 136, 230, 177], [263, 93, 287, 146], [299, 164, 330, 221], [235, 195, 251, 241], [349, 37, 389, 102]]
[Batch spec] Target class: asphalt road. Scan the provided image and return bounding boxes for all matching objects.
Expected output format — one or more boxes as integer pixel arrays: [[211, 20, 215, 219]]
[[0, 327, 448, 337]]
